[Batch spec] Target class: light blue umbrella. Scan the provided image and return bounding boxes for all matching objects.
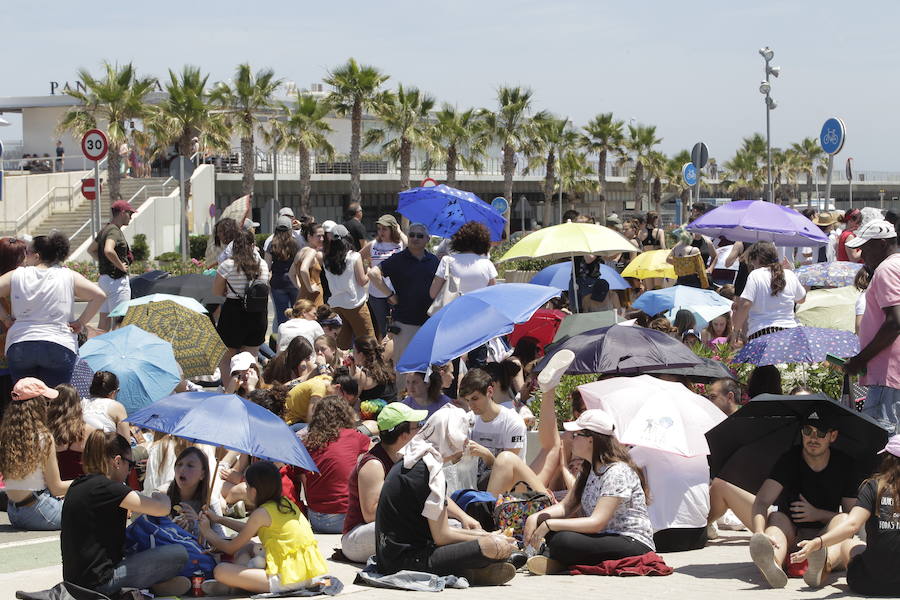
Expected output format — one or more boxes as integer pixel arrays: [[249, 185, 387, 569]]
[[128, 392, 317, 471], [530, 261, 629, 291], [109, 293, 209, 318], [79, 325, 182, 414], [633, 285, 732, 318], [397, 283, 560, 373], [398, 184, 507, 242]]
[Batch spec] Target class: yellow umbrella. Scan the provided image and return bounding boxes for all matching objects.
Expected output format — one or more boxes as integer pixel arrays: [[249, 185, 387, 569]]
[[620, 249, 676, 280], [796, 285, 859, 332], [498, 222, 636, 262]]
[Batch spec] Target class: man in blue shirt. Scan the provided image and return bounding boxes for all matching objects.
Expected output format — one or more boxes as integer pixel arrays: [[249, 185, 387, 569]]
[[369, 222, 439, 389]]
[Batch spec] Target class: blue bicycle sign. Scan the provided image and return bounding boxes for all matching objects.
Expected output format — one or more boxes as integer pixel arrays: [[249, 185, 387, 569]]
[[820, 117, 846, 155], [682, 162, 698, 186]]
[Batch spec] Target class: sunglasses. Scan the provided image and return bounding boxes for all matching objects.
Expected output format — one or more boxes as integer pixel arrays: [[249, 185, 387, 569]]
[[120, 455, 137, 470], [409, 233, 427, 239], [801, 425, 831, 439]]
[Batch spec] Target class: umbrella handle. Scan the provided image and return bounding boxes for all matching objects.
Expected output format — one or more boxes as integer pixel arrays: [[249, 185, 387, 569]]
[[207, 458, 221, 507]]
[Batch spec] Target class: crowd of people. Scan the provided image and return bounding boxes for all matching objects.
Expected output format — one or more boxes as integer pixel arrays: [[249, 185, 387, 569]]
[[1, 198, 899, 597]]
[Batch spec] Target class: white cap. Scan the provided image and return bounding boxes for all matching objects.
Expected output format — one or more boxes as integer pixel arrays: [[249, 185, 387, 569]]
[[278, 207, 295, 217], [846, 220, 896, 248], [563, 408, 616, 436], [230, 352, 256, 373], [322, 220, 337, 234], [242, 217, 260, 231]]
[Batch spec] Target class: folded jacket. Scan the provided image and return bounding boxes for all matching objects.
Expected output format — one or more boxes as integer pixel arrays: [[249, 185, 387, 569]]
[[567, 552, 673, 576]]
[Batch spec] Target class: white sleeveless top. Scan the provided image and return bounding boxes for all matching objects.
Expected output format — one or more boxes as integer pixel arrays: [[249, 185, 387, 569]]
[[81, 397, 118, 433], [368, 241, 403, 299], [4, 435, 48, 491], [6, 265, 77, 353], [324, 251, 368, 309]]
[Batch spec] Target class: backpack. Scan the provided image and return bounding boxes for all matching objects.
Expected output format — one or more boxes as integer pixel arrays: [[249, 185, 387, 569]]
[[124, 514, 216, 578], [451, 489, 498, 532], [493, 481, 552, 540], [226, 276, 270, 312]]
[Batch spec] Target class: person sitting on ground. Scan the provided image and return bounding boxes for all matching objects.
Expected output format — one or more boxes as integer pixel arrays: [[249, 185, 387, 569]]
[[199, 461, 328, 595], [401, 368, 453, 421], [263, 337, 317, 386], [62, 431, 189, 596], [790, 386, 816, 396], [748, 364, 782, 398], [717, 283, 736, 300], [746, 413, 864, 588], [522, 408, 655, 575], [702, 313, 732, 346], [82, 370, 131, 440], [707, 378, 742, 416], [293, 396, 371, 533], [672, 309, 697, 339], [647, 316, 676, 336], [164, 446, 225, 539], [350, 336, 397, 403], [331, 369, 361, 415], [283, 362, 337, 428], [789, 434, 900, 593], [313, 333, 343, 373], [341, 402, 429, 563], [0, 378, 72, 530], [481, 359, 535, 428], [375, 405, 519, 585], [48, 383, 95, 480], [222, 352, 263, 397], [277, 299, 324, 354]]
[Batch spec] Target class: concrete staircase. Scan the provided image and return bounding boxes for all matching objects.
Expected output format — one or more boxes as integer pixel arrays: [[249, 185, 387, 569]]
[[40, 176, 178, 251]]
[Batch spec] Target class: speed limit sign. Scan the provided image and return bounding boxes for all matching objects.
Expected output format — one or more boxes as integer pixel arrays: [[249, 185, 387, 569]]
[[81, 129, 109, 161]]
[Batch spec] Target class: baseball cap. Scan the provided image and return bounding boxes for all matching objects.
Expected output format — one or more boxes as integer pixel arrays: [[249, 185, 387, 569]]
[[563, 408, 616, 436], [242, 217, 260, 231], [278, 207, 295, 218], [275, 215, 292, 231], [801, 410, 835, 431], [376, 214, 399, 228], [377, 402, 428, 432], [230, 352, 256, 373], [878, 434, 900, 458], [322, 220, 337, 234], [111, 200, 136, 214], [332, 224, 350, 238], [12, 377, 59, 401], [845, 220, 897, 248]]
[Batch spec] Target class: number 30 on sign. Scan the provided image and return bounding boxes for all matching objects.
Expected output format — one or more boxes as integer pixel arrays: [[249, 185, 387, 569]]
[[81, 129, 109, 162]]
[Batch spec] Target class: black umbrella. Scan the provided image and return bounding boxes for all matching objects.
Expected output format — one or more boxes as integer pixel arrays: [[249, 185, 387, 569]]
[[535, 325, 703, 376], [148, 274, 224, 307], [707, 393, 890, 494], [642, 357, 735, 383], [129, 270, 169, 299]]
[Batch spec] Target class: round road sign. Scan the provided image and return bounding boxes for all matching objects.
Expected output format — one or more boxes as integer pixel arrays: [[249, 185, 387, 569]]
[[682, 162, 698, 186], [421, 178, 438, 187], [491, 197, 509, 214], [820, 118, 846, 155], [81, 129, 109, 161]]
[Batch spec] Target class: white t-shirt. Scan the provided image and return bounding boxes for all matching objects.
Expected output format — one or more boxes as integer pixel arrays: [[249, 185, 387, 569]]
[[713, 246, 737, 271], [277, 318, 325, 353], [217, 256, 270, 300], [469, 405, 527, 476], [6, 265, 77, 353], [740, 267, 806, 336], [216, 241, 261, 265], [81, 397, 118, 433], [323, 251, 367, 309], [438, 253, 498, 295], [855, 289, 867, 316], [631, 447, 710, 531]]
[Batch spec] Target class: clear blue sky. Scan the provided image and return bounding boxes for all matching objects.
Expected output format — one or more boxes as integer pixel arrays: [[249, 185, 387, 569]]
[[3, 0, 899, 169]]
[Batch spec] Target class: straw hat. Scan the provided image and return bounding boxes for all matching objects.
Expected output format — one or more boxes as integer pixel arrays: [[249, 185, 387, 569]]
[[813, 212, 837, 226]]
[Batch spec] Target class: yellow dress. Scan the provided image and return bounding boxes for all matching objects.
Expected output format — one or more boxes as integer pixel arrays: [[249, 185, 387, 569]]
[[259, 499, 328, 586]]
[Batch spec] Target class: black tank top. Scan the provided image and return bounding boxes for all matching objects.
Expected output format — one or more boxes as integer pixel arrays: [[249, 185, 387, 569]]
[[691, 237, 711, 267]]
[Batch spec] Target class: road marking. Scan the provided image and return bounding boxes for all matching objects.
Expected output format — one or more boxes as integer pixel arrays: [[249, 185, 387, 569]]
[[0, 536, 58, 550]]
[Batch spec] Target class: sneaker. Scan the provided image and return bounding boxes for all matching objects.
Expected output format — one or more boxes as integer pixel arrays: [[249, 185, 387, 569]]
[[537, 349, 575, 392], [526, 555, 565, 575], [225, 500, 246, 518], [706, 521, 719, 540], [803, 544, 828, 588], [152, 576, 190, 596], [461, 562, 516, 585], [749, 533, 788, 588], [201, 579, 233, 596]]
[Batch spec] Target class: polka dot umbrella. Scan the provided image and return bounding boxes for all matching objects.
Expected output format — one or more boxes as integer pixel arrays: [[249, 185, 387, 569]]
[[733, 326, 860, 366]]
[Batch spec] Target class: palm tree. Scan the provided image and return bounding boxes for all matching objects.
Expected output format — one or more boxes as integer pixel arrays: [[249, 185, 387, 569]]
[[582, 113, 625, 221], [626, 124, 662, 212], [791, 137, 826, 203], [324, 58, 389, 205], [557, 148, 599, 209], [426, 105, 486, 187], [645, 150, 670, 213], [365, 84, 436, 192], [210, 63, 282, 197], [58, 62, 157, 202], [151, 66, 230, 160], [481, 86, 535, 236], [723, 149, 764, 200], [281, 95, 335, 216], [524, 111, 567, 226]]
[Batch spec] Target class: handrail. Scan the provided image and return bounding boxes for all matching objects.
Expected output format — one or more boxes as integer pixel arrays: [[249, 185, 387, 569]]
[[69, 218, 91, 243], [128, 185, 148, 205], [16, 186, 67, 233]]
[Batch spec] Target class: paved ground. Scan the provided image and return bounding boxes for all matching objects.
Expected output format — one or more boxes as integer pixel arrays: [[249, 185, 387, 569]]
[[0, 512, 868, 600]]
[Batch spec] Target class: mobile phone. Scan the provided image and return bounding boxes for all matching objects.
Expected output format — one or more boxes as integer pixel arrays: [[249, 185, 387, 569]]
[[825, 353, 846, 369]]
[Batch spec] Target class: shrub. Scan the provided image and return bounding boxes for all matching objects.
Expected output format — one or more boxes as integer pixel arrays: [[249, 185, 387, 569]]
[[131, 234, 149, 262], [189, 235, 208, 261], [155, 251, 181, 263]]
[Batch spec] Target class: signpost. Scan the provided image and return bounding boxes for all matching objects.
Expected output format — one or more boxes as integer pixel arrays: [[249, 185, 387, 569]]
[[819, 117, 846, 208], [846, 158, 854, 208], [691, 142, 708, 212], [0, 140, 4, 204], [680, 162, 698, 226], [491, 196, 509, 215], [81, 178, 100, 201], [81, 129, 108, 239], [169, 156, 195, 261]]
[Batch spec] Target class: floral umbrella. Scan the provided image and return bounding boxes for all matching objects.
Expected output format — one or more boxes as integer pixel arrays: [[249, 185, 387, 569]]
[[795, 261, 863, 289]]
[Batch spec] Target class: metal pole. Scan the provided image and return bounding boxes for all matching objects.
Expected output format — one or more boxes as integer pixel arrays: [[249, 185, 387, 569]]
[[880, 190, 885, 211], [848, 174, 853, 209], [93, 160, 101, 239], [815, 160, 820, 207], [272, 148, 279, 230], [570, 253, 580, 313], [764, 55, 773, 203], [557, 145, 562, 224], [179, 171, 188, 260], [824, 154, 835, 209]]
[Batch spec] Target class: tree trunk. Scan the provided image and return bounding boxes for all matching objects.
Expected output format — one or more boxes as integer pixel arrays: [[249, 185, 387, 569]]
[[807, 171, 813, 203], [634, 162, 644, 211], [598, 150, 608, 224], [107, 151, 122, 203], [177, 133, 194, 236], [399, 137, 411, 191], [446, 145, 457, 187], [652, 177, 661, 213], [349, 100, 362, 205], [542, 149, 555, 227], [680, 188, 691, 224], [240, 135, 254, 197], [502, 144, 514, 237], [299, 144, 311, 216]]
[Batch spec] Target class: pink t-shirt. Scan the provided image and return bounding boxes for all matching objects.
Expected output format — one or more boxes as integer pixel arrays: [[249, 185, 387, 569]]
[[859, 253, 900, 387]]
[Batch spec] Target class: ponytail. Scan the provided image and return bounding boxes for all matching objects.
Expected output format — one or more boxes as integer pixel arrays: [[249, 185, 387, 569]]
[[83, 430, 131, 477], [747, 241, 785, 296]]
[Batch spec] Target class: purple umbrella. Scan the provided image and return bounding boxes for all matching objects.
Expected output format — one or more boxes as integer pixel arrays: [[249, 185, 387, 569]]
[[70, 358, 94, 399], [686, 200, 828, 247], [733, 326, 859, 366]]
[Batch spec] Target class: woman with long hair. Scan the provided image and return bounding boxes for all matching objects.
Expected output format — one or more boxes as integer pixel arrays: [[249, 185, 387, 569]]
[[402, 367, 452, 420], [61, 431, 188, 595], [296, 396, 370, 533], [265, 217, 300, 332], [361, 214, 405, 341], [213, 229, 270, 377], [206, 217, 240, 267], [48, 383, 95, 480], [523, 409, 654, 575], [836, 208, 863, 263], [277, 298, 324, 353], [351, 335, 396, 403], [263, 336, 316, 385], [790, 435, 900, 594], [0, 237, 27, 418], [322, 226, 374, 349], [314, 334, 342, 373], [702, 313, 732, 346], [730, 241, 806, 345], [0, 232, 105, 387], [0, 378, 71, 530], [638, 211, 666, 250], [166, 446, 225, 539], [289, 223, 326, 307], [83, 370, 130, 439]]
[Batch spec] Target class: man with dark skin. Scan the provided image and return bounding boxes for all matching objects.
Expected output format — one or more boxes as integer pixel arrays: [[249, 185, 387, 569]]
[[844, 220, 900, 433]]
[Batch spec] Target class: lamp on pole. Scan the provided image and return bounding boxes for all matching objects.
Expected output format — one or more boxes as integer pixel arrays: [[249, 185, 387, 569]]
[[759, 46, 779, 203]]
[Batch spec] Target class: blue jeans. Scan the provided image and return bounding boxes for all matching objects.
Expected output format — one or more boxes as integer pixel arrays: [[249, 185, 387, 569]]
[[367, 295, 391, 341], [863, 385, 900, 434], [307, 509, 345, 534], [6, 490, 63, 530], [97, 544, 188, 596], [272, 286, 299, 333], [7, 340, 77, 388]]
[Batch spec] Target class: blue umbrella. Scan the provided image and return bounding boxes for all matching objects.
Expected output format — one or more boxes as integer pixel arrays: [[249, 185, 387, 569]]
[[79, 325, 182, 414], [128, 392, 317, 471], [633, 285, 732, 318], [397, 283, 560, 373], [733, 326, 860, 366], [398, 184, 507, 242], [530, 261, 629, 291]]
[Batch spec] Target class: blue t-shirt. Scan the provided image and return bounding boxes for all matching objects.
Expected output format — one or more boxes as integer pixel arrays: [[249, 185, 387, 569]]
[[379, 249, 440, 326], [401, 394, 452, 421]]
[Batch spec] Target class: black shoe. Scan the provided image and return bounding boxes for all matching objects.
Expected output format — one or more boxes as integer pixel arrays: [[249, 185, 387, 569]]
[[507, 551, 527, 570]]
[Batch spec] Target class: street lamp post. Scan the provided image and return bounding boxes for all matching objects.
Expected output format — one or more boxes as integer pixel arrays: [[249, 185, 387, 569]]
[[759, 46, 779, 203]]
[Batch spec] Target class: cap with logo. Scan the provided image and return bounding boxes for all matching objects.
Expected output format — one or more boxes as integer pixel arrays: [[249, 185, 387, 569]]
[[801, 410, 835, 431], [377, 402, 428, 432], [845, 220, 897, 248]]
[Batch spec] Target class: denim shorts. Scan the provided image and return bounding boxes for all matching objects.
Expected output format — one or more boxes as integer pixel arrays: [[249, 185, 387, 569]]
[[863, 385, 900, 434], [6, 489, 63, 530], [307, 509, 345, 534]]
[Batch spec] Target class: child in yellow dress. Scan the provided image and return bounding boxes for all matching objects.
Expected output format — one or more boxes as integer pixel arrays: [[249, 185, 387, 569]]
[[199, 461, 328, 594]]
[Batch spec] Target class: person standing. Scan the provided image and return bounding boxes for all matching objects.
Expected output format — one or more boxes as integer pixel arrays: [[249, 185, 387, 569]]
[[89, 200, 136, 331], [836, 209, 863, 263], [321, 225, 374, 350], [265, 216, 300, 333], [55, 141, 64, 172], [343, 202, 368, 251], [845, 220, 900, 433], [361, 214, 405, 341]]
